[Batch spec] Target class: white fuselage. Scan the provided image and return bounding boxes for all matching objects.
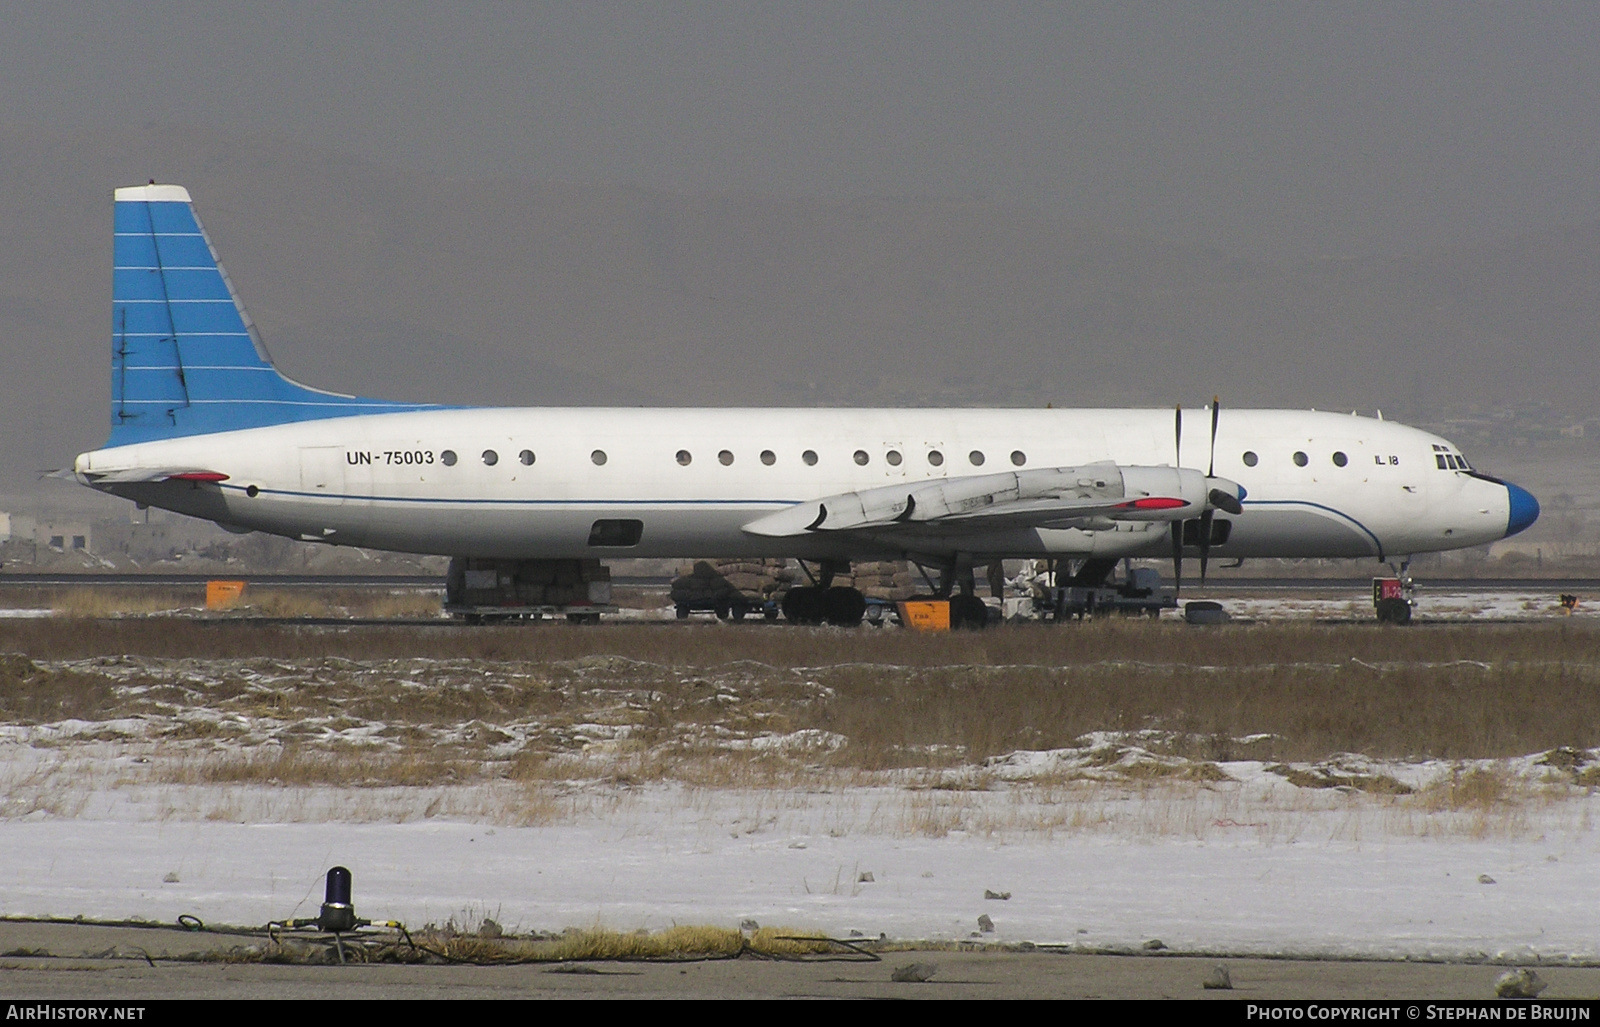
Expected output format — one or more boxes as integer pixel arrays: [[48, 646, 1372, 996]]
[[76, 406, 1514, 565]]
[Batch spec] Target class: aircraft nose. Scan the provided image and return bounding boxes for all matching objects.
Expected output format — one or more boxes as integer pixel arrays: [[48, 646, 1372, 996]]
[[1504, 481, 1540, 538]]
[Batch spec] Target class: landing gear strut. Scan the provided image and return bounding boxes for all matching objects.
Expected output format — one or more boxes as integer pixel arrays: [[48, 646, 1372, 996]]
[[784, 561, 866, 626]]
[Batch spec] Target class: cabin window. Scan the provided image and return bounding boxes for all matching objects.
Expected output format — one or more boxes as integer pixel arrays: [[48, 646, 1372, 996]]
[[719, 450, 735, 466], [886, 450, 902, 466], [1332, 451, 1348, 467], [440, 450, 458, 466], [591, 450, 607, 466], [760, 450, 776, 466], [676, 450, 692, 466], [969, 451, 985, 466], [802, 450, 818, 466], [482, 450, 498, 466], [246, 485, 260, 498], [1242, 451, 1258, 467], [1011, 450, 1027, 467], [928, 450, 945, 467], [1293, 451, 1308, 467], [853, 450, 869, 465], [587, 519, 643, 547], [519, 450, 535, 466]]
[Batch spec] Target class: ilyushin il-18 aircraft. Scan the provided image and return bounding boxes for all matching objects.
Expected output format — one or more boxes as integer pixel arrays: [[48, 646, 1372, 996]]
[[71, 184, 1539, 626]]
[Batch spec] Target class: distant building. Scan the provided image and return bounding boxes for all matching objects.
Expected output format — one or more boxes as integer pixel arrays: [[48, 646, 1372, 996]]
[[2, 516, 93, 558]]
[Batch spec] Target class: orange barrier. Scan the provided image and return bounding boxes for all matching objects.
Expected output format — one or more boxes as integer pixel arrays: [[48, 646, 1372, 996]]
[[896, 599, 951, 631], [205, 580, 247, 610]]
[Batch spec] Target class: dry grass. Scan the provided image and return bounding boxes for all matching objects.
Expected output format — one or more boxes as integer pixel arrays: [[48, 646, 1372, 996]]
[[25, 585, 443, 620], [0, 653, 115, 723], [413, 925, 835, 963], [3, 614, 1596, 667], [3, 619, 1600, 792], [165, 746, 485, 787], [1418, 766, 1516, 811]]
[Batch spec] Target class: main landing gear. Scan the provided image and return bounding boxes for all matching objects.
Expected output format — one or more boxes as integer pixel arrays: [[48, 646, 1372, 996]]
[[782, 559, 868, 626], [781, 585, 867, 627]]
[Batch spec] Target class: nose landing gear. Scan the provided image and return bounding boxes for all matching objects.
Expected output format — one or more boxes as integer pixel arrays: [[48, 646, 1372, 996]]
[[1373, 569, 1415, 624]]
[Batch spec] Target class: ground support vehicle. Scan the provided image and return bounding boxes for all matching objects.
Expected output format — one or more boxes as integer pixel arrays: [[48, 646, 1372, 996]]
[[445, 557, 618, 624], [674, 594, 780, 621], [1037, 564, 1178, 620]]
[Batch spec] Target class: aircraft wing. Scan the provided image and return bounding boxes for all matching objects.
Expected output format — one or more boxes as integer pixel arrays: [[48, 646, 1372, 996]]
[[743, 463, 1240, 538]]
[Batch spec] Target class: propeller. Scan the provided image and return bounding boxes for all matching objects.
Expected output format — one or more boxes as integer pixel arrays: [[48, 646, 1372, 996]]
[[1171, 405, 1183, 594], [1198, 397, 1218, 584], [1172, 397, 1245, 591]]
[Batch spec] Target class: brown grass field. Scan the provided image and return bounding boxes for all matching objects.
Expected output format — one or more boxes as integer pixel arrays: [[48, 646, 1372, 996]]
[[2, 618, 1598, 777]]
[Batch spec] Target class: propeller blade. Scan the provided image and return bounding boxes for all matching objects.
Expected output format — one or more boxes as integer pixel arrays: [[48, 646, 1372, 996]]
[[1208, 487, 1243, 515], [1170, 519, 1183, 596], [1208, 396, 1220, 478], [1198, 510, 1214, 585], [1174, 404, 1182, 468]]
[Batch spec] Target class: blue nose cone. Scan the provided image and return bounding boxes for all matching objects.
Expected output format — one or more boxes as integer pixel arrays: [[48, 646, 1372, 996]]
[[1504, 482, 1540, 538]]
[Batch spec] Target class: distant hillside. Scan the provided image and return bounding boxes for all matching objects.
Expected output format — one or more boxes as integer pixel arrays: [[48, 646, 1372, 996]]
[[2, 120, 1596, 495]]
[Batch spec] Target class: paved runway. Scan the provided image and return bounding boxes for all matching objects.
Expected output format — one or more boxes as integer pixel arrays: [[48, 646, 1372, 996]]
[[2, 921, 1597, 999]]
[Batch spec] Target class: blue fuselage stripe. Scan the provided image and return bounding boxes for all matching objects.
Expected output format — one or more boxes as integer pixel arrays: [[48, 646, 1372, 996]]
[[1242, 498, 1383, 554], [220, 482, 801, 507]]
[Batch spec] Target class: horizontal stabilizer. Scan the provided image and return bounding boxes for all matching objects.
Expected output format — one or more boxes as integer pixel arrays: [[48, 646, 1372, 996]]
[[74, 466, 229, 485]]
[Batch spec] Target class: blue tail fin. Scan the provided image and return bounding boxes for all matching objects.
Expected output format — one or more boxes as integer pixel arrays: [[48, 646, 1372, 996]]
[[108, 184, 427, 446]]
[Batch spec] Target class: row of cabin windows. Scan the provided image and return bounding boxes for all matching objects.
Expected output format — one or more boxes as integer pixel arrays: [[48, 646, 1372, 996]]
[[438, 448, 1031, 468], [1240, 450, 1350, 468]]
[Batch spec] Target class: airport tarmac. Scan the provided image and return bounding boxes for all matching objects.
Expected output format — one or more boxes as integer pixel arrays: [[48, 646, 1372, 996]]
[[3, 921, 1599, 999]]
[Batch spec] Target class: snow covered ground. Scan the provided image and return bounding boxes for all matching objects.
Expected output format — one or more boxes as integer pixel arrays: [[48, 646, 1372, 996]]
[[2, 611, 1597, 961], [1207, 588, 1596, 623], [3, 748, 1598, 961]]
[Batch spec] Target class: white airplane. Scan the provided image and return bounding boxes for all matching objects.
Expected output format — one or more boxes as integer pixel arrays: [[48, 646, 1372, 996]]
[[72, 184, 1539, 624]]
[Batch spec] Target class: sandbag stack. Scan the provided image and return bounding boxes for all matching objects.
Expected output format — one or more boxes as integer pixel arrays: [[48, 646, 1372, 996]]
[[841, 560, 918, 601], [671, 559, 795, 608]]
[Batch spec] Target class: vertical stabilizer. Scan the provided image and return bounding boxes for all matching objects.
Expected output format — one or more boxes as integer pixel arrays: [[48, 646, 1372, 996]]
[[108, 184, 425, 445]]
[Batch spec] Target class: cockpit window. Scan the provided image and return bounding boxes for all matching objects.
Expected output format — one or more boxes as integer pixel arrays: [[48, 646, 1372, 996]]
[[1435, 455, 1449, 470]]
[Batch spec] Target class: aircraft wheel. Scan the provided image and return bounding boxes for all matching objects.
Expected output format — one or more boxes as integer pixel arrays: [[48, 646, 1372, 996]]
[[1375, 598, 1412, 625], [782, 586, 826, 625], [951, 595, 990, 630], [823, 586, 867, 627], [730, 603, 748, 622], [675, 604, 691, 620]]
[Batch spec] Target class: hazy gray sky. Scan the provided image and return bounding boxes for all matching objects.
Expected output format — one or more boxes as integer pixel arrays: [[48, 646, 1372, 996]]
[[5, 2, 1600, 261]]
